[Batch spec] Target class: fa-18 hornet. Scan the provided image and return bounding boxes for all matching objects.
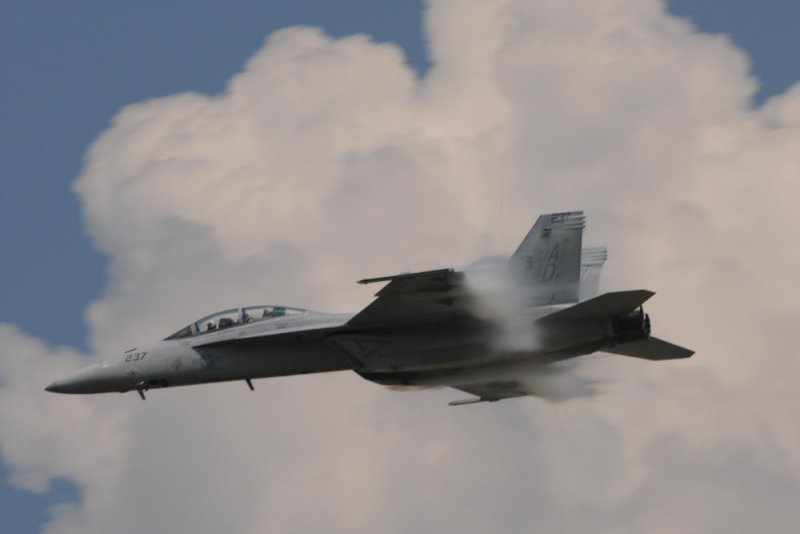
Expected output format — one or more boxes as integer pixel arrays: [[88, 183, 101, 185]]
[[46, 211, 693, 405]]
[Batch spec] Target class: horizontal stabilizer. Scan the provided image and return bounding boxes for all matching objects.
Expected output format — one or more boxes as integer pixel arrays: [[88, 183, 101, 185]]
[[604, 336, 694, 360], [541, 290, 655, 321]]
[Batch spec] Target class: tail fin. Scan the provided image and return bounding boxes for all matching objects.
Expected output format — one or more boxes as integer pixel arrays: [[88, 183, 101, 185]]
[[538, 290, 695, 360], [510, 211, 585, 305], [579, 246, 608, 300]]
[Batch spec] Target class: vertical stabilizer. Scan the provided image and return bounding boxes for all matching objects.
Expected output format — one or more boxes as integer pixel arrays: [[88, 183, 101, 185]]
[[579, 246, 608, 300], [510, 211, 585, 305]]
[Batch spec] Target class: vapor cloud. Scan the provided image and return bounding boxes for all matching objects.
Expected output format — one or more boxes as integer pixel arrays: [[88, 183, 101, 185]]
[[2, 0, 800, 532]]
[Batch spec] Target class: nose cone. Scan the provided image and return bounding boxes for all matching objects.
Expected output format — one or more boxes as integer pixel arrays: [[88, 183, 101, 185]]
[[45, 363, 105, 394], [45, 380, 63, 393]]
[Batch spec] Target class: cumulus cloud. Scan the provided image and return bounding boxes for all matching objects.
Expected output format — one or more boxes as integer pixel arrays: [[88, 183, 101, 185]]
[[0, 326, 128, 494], [2, 0, 800, 531]]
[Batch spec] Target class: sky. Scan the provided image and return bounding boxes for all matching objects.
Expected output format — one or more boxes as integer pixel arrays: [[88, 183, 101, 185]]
[[1, 0, 799, 532]]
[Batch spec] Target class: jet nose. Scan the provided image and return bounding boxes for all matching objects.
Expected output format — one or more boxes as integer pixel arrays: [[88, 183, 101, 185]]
[[44, 363, 105, 394]]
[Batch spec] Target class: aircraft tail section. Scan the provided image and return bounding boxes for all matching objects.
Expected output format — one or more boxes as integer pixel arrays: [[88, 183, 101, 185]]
[[604, 337, 694, 360], [539, 290, 694, 360], [579, 246, 607, 300], [540, 290, 654, 321], [510, 211, 585, 305]]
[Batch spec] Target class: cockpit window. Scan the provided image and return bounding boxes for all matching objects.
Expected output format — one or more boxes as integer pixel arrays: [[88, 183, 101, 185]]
[[165, 325, 193, 340], [195, 308, 241, 334], [164, 306, 307, 340], [243, 305, 297, 323]]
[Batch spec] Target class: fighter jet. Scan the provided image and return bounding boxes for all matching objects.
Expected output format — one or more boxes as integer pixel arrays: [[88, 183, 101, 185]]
[[46, 211, 693, 405]]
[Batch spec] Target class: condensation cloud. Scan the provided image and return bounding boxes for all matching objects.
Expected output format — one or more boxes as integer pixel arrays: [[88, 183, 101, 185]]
[[1, 0, 800, 532]]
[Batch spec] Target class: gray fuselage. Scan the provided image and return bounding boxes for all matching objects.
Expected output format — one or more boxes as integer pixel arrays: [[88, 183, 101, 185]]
[[45, 304, 645, 397]]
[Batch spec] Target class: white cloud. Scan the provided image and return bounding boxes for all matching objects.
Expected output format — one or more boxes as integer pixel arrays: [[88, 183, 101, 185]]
[[2, 0, 800, 531], [0, 326, 128, 494]]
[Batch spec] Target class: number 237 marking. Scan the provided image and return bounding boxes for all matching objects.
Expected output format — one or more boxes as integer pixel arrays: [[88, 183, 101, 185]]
[[125, 352, 147, 362]]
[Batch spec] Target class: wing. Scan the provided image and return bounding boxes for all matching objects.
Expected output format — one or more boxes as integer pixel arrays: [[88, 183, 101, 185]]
[[350, 268, 472, 327]]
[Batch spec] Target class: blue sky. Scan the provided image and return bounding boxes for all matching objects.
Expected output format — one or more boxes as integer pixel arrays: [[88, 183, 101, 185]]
[[1, 1, 799, 532]]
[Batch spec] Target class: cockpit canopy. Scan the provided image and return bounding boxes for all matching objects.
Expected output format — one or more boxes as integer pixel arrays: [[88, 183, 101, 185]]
[[165, 306, 306, 340]]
